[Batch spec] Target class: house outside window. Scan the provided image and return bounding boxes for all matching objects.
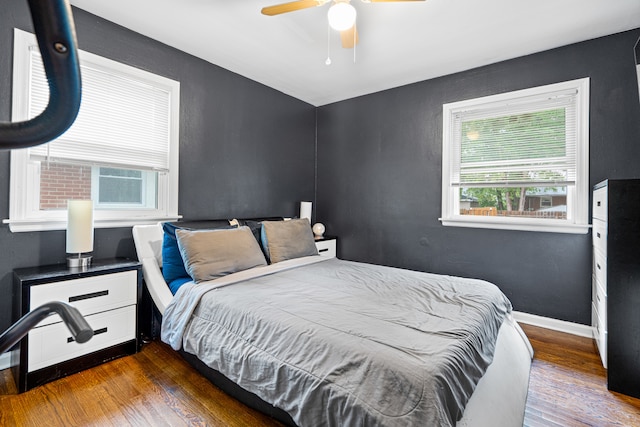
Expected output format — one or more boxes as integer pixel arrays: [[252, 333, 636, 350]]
[[7, 29, 180, 232], [441, 78, 590, 234]]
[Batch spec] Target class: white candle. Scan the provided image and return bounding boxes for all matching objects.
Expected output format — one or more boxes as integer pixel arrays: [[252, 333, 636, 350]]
[[66, 200, 94, 254]]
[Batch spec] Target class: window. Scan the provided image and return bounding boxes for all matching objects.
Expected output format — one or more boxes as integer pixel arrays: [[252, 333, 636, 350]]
[[539, 196, 553, 209], [92, 167, 157, 209], [441, 78, 590, 234], [7, 29, 180, 232]]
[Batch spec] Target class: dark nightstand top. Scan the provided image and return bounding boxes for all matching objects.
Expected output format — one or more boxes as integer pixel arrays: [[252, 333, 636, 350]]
[[14, 258, 140, 286], [314, 235, 337, 242]]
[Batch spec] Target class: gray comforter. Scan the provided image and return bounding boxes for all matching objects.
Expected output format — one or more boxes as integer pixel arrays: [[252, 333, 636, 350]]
[[162, 257, 512, 427]]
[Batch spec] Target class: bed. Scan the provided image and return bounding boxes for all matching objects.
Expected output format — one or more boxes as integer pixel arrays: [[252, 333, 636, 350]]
[[132, 219, 533, 427]]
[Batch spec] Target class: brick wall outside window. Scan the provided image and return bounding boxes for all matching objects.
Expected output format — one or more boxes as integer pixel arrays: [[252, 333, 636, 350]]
[[40, 163, 91, 210]]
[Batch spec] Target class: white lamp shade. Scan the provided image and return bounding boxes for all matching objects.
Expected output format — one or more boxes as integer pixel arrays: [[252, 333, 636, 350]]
[[328, 3, 357, 32], [66, 200, 94, 254], [300, 201, 312, 222]]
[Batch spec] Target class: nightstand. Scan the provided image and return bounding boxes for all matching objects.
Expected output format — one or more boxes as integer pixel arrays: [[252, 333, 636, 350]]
[[315, 236, 337, 258], [12, 258, 142, 392]]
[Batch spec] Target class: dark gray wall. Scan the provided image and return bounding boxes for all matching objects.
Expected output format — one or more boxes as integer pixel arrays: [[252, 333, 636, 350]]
[[316, 29, 640, 325], [0, 0, 316, 332]]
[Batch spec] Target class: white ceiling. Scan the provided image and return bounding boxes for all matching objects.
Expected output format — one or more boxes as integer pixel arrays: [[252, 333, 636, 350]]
[[69, 0, 640, 107]]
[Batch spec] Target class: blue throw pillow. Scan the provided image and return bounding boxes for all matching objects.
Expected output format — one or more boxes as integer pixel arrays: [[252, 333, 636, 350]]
[[168, 277, 192, 295], [162, 222, 190, 293], [260, 225, 271, 263]]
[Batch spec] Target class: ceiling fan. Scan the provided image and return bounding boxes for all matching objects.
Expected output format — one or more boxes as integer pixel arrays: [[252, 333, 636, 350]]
[[261, 0, 425, 49]]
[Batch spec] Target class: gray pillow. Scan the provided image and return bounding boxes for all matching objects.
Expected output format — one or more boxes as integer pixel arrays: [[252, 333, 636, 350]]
[[176, 226, 267, 283], [261, 218, 318, 264]]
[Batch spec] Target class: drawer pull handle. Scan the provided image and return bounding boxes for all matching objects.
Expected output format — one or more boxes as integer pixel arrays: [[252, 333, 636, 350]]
[[597, 263, 601, 270], [597, 232, 601, 238], [69, 290, 109, 303], [597, 201, 601, 207], [68, 327, 107, 343], [319, 248, 329, 253]]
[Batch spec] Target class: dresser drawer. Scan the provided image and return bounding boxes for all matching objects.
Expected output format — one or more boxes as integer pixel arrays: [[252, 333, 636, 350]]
[[592, 186, 608, 221], [315, 239, 336, 258], [30, 271, 138, 327], [592, 219, 607, 256], [593, 249, 607, 291], [593, 281, 607, 326], [27, 305, 136, 372], [592, 304, 607, 369]]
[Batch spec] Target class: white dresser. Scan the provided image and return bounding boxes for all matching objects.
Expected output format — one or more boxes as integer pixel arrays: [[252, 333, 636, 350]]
[[591, 179, 640, 398], [591, 183, 608, 367]]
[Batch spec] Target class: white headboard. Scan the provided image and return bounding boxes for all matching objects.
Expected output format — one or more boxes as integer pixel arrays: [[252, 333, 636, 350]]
[[132, 223, 173, 315]]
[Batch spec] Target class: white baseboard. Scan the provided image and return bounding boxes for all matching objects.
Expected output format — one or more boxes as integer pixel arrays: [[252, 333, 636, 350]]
[[0, 351, 11, 371], [513, 311, 593, 338]]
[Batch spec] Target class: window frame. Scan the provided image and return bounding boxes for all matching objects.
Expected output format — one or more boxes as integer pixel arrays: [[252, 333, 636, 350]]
[[440, 78, 590, 234], [6, 29, 180, 232]]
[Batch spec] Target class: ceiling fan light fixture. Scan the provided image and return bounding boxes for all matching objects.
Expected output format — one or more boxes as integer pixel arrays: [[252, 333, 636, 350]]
[[327, 2, 356, 32]]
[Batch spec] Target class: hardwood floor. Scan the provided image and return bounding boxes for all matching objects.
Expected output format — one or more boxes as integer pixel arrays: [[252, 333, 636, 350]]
[[0, 324, 639, 426], [521, 324, 640, 427]]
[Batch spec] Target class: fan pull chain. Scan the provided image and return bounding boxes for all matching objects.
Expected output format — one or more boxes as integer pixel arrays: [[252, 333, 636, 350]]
[[353, 24, 357, 63], [325, 22, 332, 66]]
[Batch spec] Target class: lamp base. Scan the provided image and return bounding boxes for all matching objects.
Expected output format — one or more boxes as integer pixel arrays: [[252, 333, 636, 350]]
[[67, 254, 92, 268]]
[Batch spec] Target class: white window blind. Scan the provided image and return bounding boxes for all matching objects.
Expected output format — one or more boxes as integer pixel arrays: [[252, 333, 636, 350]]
[[449, 89, 578, 188], [27, 48, 172, 171]]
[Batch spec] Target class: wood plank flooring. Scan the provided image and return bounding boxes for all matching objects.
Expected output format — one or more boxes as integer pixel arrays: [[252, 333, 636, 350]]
[[521, 323, 640, 427], [0, 323, 639, 426]]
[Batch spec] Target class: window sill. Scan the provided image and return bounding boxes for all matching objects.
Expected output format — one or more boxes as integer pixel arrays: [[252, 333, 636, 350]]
[[3, 216, 181, 233], [439, 217, 591, 234]]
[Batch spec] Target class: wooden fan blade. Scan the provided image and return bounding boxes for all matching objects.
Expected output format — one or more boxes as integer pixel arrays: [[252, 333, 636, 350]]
[[367, 0, 425, 2], [340, 25, 359, 49], [261, 0, 326, 16]]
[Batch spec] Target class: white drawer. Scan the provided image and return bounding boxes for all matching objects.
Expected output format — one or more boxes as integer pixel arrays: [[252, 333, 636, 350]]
[[593, 281, 607, 326], [592, 186, 608, 221], [592, 304, 607, 369], [592, 219, 607, 256], [27, 305, 136, 372], [30, 271, 137, 327], [593, 249, 607, 292], [315, 239, 336, 258]]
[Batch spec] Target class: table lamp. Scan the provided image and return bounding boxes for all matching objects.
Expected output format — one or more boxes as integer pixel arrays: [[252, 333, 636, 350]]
[[66, 200, 94, 268]]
